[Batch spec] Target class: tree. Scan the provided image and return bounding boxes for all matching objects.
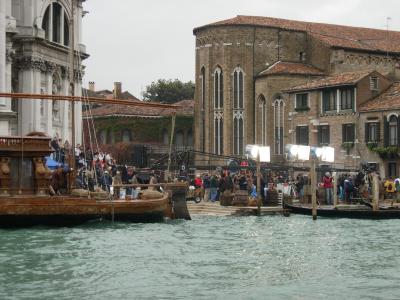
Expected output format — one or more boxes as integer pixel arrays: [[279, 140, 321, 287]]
[[143, 79, 195, 103]]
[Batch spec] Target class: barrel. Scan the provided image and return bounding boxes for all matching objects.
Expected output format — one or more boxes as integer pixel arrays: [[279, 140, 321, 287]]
[[232, 190, 249, 207]]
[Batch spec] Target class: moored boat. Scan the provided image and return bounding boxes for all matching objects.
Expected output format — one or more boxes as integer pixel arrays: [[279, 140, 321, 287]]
[[283, 202, 400, 219]]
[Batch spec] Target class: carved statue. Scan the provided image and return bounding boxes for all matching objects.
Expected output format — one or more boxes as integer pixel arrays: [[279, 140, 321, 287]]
[[33, 157, 52, 196], [0, 157, 11, 196]]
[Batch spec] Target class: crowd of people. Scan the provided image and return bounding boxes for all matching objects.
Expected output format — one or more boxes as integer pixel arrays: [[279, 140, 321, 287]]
[[49, 135, 159, 198]]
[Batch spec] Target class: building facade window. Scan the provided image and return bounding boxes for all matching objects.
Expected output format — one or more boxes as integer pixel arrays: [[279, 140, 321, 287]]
[[365, 122, 380, 144], [258, 95, 267, 146], [274, 98, 284, 155], [388, 162, 397, 178], [342, 123, 355, 143], [389, 115, 398, 146], [176, 130, 184, 146], [213, 67, 223, 155], [122, 130, 131, 142], [296, 126, 309, 145], [201, 67, 206, 111], [99, 130, 107, 145], [370, 76, 379, 91], [214, 113, 223, 155], [162, 129, 169, 145], [233, 68, 244, 155], [42, 2, 70, 46], [200, 67, 206, 152], [295, 93, 309, 110], [340, 88, 354, 110], [318, 125, 330, 146], [214, 67, 223, 109], [322, 89, 337, 112]]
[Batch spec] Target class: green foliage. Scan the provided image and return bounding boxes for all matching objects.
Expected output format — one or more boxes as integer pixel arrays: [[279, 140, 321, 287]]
[[143, 79, 195, 104], [341, 142, 354, 151], [368, 145, 399, 158]]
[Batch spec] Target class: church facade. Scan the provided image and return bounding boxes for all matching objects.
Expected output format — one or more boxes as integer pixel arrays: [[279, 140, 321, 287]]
[[193, 15, 400, 172], [0, 0, 88, 143]]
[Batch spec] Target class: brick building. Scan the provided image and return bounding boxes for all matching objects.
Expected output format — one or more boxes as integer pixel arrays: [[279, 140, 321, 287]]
[[82, 82, 194, 166], [193, 15, 400, 170]]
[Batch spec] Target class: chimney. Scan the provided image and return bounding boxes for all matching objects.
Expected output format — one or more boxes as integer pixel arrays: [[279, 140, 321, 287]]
[[88, 81, 95, 92], [113, 82, 122, 99]]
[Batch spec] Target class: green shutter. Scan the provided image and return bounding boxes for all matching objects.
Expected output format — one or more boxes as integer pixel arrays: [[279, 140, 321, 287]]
[[365, 123, 369, 144], [377, 122, 381, 144], [384, 117, 389, 147], [342, 124, 346, 143]]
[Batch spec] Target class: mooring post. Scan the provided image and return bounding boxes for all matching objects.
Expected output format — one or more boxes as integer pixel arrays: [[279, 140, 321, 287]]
[[333, 172, 338, 207], [311, 158, 317, 220]]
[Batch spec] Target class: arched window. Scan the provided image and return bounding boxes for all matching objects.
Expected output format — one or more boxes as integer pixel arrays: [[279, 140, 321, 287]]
[[214, 112, 223, 155], [233, 67, 244, 155], [201, 67, 206, 111], [389, 115, 398, 146], [258, 95, 267, 146], [274, 97, 285, 155], [99, 130, 107, 145], [214, 67, 223, 109], [200, 67, 206, 152], [233, 68, 244, 109], [42, 2, 70, 46], [233, 112, 244, 155], [162, 128, 169, 145], [187, 129, 193, 147], [176, 130, 184, 146], [122, 130, 131, 143]]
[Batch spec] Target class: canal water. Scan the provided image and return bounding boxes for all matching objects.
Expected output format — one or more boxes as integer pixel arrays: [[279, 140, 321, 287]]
[[0, 216, 399, 300]]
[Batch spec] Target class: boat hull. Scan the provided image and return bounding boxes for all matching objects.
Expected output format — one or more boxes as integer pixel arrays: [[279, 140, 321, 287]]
[[0, 195, 169, 227], [283, 203, 400, 219]]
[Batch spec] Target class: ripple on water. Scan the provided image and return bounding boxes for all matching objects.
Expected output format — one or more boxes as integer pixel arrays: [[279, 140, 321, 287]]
[[0, 216, 400, 300]]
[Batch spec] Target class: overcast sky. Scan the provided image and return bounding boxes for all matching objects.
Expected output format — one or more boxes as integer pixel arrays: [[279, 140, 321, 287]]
[[82, 0, 400, 98]]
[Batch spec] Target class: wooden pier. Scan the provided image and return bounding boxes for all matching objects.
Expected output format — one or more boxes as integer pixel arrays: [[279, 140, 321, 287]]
[[187, 202, 290, 217]]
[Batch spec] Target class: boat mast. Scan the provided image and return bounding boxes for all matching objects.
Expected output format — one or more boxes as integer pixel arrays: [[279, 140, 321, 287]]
[[68, 0, 76, 190]]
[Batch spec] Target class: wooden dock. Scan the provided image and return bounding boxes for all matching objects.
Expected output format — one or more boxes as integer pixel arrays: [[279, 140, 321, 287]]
[[187, 202, 290, 217]]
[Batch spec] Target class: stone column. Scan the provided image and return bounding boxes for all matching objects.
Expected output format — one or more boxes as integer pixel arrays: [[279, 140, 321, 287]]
[[45, 72, 53, 135], [0, 1, 8, 135]]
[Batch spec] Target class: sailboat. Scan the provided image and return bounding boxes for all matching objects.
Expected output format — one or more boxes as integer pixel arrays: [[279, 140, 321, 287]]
[[0, 1, 188, 227]]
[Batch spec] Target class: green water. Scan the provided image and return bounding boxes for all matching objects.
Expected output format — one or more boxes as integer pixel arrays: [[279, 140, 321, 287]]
[[0, 216, 399, 300]]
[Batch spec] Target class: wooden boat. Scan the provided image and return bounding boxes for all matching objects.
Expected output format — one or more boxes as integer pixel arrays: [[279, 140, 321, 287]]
[[0, 126, 190, 227], [0, 195, 169, 227], [283, 202, 400, 219]]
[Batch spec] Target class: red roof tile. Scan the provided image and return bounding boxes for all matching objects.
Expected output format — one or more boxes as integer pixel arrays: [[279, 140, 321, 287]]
[[285, 70, 375, 92], [258, 61, 325, 77], [83, 100, 194, 118], [194, 15, 400, 54], [359, 82, 400, 112]]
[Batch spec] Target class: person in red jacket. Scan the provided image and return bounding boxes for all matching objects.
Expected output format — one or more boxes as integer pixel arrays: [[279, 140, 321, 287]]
[[323, 172, 334, 205]]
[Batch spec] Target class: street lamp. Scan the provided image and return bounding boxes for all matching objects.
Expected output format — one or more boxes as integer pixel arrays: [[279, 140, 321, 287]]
[[246, 145, 271, 214], [286, 144, 335, 220]]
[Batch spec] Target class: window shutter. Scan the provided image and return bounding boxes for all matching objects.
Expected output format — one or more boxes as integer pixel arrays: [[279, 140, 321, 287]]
[[305, 126, 309, 145], [377, 122, 381, 144], [384, 117, 389, 147], [327, 125, 330, 144], [351, 124, 355, 142], [342, 124, 346, 143], [365, 123, 369, 144], [317, 126, 321, 145], [296, 127, 300, 144], [397, 117, 400, 146]]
